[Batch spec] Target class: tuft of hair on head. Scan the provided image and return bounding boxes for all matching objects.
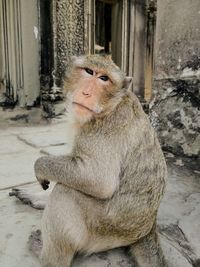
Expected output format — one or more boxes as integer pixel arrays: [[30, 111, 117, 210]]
[[63, 54, 134, 96], [70, 54, 126, 89]]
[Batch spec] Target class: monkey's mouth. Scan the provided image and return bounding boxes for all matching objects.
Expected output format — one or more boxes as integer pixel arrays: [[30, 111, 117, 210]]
[[72, 102, 94, 113]]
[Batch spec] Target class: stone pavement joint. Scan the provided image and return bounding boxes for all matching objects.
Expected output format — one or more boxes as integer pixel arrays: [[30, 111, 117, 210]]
[[0, 181, 37, 191]]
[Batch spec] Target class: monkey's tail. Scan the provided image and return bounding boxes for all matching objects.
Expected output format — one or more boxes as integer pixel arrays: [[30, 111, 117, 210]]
[[129, 224, 168, 267]]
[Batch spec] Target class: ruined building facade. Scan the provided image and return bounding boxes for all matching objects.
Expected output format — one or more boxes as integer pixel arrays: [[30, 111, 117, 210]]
[[0, 0, 199, 159], [151, 0, 200, 160], [0, 0, 156, 106]]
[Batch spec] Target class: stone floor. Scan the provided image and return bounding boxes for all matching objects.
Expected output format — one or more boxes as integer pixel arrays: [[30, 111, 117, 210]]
[[0, 115, 199, 267]]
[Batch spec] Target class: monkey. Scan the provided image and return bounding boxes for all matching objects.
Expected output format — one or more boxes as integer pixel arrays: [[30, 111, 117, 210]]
[[10, 54, 168, 267]]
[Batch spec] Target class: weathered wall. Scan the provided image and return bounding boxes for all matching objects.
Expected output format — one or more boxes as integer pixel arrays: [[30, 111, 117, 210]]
[[151, 0, 200, 159]]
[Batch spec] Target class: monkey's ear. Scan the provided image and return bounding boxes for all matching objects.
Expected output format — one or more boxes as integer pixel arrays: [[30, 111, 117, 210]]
[[123, 77, 133, 90]]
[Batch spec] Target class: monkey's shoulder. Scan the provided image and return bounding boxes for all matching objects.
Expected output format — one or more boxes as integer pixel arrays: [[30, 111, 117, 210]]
[[80, 92, 150, 139], [114, 91, 148, 124]]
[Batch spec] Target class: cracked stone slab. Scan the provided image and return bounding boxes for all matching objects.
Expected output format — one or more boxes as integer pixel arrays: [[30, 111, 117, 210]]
[[0, 187, 42, 267], [73, 248, 133, 267], [40, 144, 70, 156], [0, 123, 64, 139], [16, 119, 75, 149], [160, 237, 192, 267], [17, 121, 74, 149], [28, 230, 134, 267], [18, 131, 67, 148], [0, 135, 36, 155], [158, 161, 200, 265], [178, 193, 200, 257], [3, 184, 133, 267], [1, 162, 200, 267], [0, 150, 41, 189], [0, 121, 199, 267]]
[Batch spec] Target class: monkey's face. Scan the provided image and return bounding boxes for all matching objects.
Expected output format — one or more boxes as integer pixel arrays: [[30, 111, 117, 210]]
[[64, 55, 131, 124], [70, 67, 114, 122]]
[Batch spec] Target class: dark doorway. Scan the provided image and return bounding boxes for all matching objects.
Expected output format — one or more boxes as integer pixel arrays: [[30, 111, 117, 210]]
[[95, 0, 112, 55]]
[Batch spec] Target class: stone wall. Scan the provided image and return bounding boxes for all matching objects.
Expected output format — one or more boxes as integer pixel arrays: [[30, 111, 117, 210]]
[[150, 0, 200, 159]]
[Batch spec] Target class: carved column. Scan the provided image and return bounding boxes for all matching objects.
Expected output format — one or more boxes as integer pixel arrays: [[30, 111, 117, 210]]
[[144, 0, 157, 101], [132, 0, 157, 102], [52, 0, 89, 87]]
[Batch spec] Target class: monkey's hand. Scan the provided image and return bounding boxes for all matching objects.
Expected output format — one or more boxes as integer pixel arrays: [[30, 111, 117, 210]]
[[35, 173, 50, 190], [34, 157, 51, 190], [39, 179, 50, 190]]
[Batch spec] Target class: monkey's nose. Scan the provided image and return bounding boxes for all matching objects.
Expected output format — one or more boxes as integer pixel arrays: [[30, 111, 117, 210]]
[[82, 91, 90, 96], [82, 88, 92, 97]]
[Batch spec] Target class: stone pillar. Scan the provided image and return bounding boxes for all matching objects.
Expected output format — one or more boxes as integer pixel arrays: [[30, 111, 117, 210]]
[[42, 0, 94, 116], [128, 0, 157, 102], [52, 0, 86, 87]]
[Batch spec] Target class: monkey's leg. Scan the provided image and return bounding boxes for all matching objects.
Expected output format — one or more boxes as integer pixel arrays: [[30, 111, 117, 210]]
[[130, 224, 168, 267], [40, 238, 74, 267], [40, 184, 89, 267]]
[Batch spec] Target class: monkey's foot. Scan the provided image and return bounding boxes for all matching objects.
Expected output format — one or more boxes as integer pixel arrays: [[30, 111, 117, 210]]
[[28, 229, 42, 258], [9, 188, 46, 210]]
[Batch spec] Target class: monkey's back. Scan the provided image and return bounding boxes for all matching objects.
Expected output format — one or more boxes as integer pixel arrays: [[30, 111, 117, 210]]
[[98, 92, 167, 242]]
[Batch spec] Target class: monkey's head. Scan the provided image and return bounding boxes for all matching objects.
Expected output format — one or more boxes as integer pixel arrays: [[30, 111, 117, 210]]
[[64, 55, 132, 124]]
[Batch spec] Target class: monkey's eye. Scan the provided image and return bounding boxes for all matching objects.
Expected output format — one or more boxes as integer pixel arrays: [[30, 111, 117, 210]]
[[85, 68, 93, 75], [99, 75, 109, 81]]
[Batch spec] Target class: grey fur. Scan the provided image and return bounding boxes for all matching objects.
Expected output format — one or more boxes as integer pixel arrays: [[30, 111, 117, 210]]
[[11, 55, 168, 267], [35, 97, 167, 266]]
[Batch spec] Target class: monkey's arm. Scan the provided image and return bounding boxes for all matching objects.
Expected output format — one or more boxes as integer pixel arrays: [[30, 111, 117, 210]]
[[34, 142, 121, 199]]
